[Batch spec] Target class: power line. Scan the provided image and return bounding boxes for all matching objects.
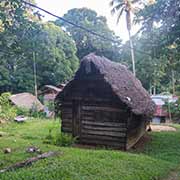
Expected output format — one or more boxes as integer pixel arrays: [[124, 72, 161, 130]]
[[21, 0, 151, 56]]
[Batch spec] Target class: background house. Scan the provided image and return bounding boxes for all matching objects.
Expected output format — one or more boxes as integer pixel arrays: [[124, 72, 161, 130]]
[[39, 84, 66, 117], [40, 85, 62, 104], [10, 93, 44, 111], [151, 94, 178, 124]]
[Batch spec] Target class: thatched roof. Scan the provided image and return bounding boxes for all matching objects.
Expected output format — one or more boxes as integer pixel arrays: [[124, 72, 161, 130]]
[[59, 53, 155, 116], [10, 93, 44, 111]]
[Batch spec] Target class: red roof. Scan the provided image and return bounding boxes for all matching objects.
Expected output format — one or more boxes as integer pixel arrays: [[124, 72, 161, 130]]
[[154, 105, 167, 117]]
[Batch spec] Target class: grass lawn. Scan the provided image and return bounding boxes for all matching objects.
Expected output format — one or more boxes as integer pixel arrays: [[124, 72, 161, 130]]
[[0, 119, 180, 180]]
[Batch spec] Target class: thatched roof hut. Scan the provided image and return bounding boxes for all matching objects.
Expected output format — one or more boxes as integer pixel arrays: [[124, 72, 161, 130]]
[[10, 93, 44, 111], [55, 54, 155, 150]]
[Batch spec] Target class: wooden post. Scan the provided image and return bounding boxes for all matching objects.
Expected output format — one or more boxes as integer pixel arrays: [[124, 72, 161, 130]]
[[172, 70, 175, 95]]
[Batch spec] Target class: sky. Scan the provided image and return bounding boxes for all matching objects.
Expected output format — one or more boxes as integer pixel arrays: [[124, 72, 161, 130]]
[[36, 0, 140, 42]]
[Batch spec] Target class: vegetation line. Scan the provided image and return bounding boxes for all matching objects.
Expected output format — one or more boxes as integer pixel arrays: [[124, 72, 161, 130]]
[[21, 0, 151, 56]]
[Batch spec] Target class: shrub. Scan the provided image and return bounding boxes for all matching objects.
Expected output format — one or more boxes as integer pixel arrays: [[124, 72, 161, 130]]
[[0, 92, 17, 121], [43, 129, 54, 144], [16, 107, 30, 116], [44, 101, 55, 112], [44, 128, 76, 147], [54, 132, 76, 147], [0, 106, 17, 121], [164, 98, 180, 122], [30, 110, 46, 118]]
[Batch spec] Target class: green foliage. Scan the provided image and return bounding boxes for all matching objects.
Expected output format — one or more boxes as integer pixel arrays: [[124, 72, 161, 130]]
[[1, 119, 180, 179], [130, 0, 180, 94], [0, 92, 11, 106], [55, 8, 122, 61], [0, 2, 79, 94], [44, 128, 76, 147], [0, 92, 17, 121], [44, 101, 55, 112], [29, 110, 46, 119], [15, 107, 30, 116], [164, 99, 180, 122], [0, 105, 17, 121], [54, 133, 76, 147]]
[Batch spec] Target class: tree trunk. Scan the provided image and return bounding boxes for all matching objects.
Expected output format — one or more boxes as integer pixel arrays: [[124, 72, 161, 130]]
[[153, 85, 156, 95], [128, 30, 136, 76], [172, 70, 175, 95], [33, 51, 38, 98]]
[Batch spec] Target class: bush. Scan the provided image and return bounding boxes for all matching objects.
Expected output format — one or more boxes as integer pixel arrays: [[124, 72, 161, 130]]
[[0, 92, 11, 106], [44, 128, 76, 147], [0, 105, 17, 121], [0, 92, 17, 121], [16, 107, 30, 116], [29, 110, 46, 118], [54, 132, 76, 146], [164, 98, 180, 122]]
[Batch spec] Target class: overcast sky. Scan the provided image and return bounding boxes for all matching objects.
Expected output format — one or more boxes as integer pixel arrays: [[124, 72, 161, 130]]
[[36, 0, 140, 42]]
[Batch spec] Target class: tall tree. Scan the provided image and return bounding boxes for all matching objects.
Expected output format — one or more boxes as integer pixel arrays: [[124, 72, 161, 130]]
[[0, 1, 79, 94], [55, 8, 122, 62], [135, 0, 180, 94], [110, 0, 139, 76]]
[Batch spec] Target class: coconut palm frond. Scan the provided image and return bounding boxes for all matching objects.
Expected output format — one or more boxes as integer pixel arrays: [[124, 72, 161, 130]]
[[111, 8, 116, 15], [114, 2, 124, 11], [132, 6, 141, 13], [131, 0, 140, 4], [116, 7, 125, 24], [109, 0, 114, 7], [109, 0, 124, 7]]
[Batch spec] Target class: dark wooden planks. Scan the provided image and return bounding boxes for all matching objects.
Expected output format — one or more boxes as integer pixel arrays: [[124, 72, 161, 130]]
[[81, 134, 126, 142], [61, 106, 73, 134], [82, 106, 124, 112], [81, 120, 126, 128], [62, 127, 72, 133], [82, 125, 127, 132], [80, 139, 125, 148], [81, 129, 126, 137], [126, 119, 146, 150]]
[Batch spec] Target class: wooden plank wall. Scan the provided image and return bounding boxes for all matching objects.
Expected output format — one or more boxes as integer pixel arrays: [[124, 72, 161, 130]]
[[126, 115, 146, 150], [61, 101, 73, 133], [79, 104, 127, 149], [59, 79, 131, 149]]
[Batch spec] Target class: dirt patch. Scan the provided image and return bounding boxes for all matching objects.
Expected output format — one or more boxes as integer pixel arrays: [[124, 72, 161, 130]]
[[151, 125, 176, 132]]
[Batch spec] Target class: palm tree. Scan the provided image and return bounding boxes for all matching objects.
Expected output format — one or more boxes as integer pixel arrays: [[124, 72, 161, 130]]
[[110, 0, 138, 76]]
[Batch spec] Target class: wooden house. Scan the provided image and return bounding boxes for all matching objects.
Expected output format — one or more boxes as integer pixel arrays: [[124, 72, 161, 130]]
[[55, 54, 155, 150], [40, 85, 63, 104], [151, 94, 178, 124], [152, 105, 167, 124]]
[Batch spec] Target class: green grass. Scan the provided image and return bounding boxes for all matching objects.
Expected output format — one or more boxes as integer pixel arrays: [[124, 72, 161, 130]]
[[0, 119, 180, 180]]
